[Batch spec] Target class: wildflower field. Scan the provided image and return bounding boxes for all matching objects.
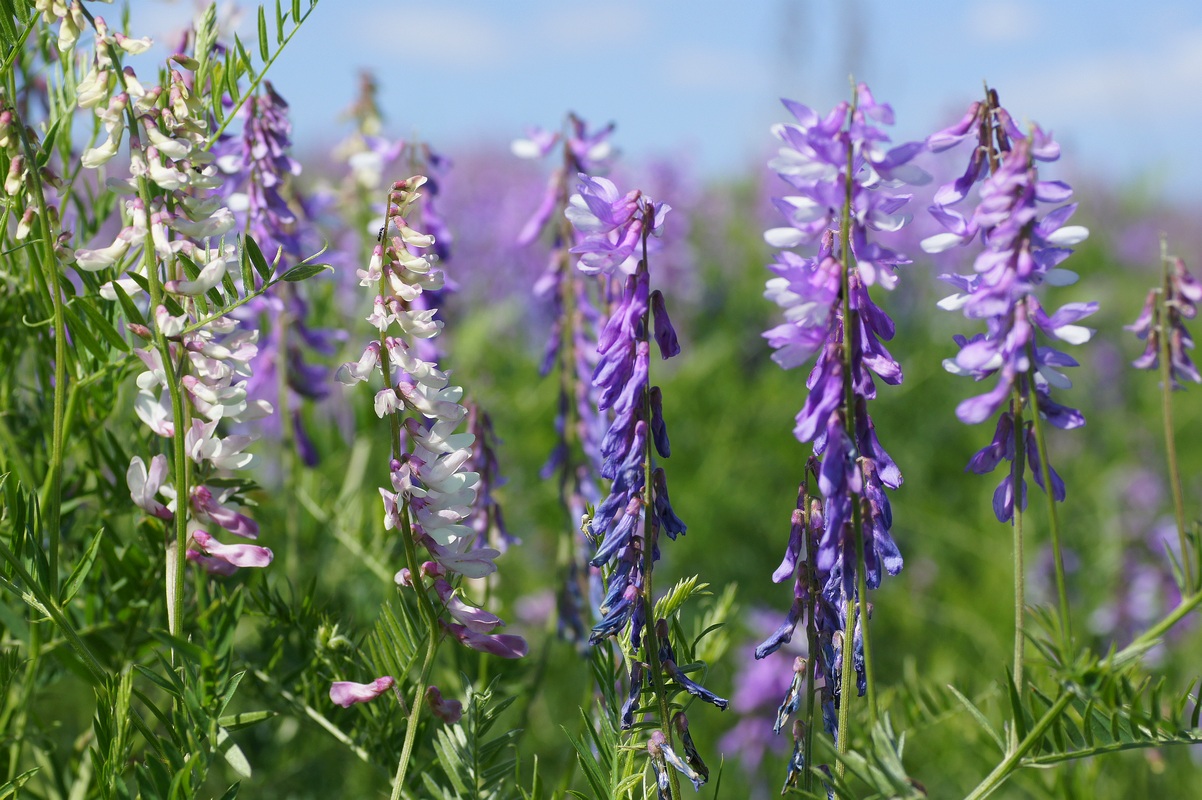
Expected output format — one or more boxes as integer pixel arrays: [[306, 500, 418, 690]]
[[3, 2, 1202, 798]]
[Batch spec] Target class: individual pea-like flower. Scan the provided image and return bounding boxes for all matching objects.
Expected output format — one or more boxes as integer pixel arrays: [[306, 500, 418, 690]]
[[329, 676, 396, 708], [924, 88, 1096, 521]]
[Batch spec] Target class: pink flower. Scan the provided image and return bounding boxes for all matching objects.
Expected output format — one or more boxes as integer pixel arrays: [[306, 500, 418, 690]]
[[329, 676, 395, 708]]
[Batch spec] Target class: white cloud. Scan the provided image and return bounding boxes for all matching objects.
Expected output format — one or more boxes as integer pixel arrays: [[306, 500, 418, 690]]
[[538, 4, 651, 45], [659, 45, 772, 93], [1006, 27, 1202, 121], [964, 0, 1040, 44], [358, 7, 510, 70]]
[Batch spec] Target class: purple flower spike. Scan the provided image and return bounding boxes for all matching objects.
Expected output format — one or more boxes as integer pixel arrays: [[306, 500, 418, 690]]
[[1128, 255, 1201, 388], [760, 85, 915, 775], [927, 87, 1094, 513]]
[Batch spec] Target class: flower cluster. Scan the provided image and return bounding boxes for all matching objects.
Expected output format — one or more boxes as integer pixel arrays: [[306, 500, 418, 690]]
[[335, 177, 526, 659], [758, 87, 916, 729], [1128, 255, 1201, 387], [924, 90, 1096, 521], [567, 175, 676, 647], [568, 175, 726, 788], [62, 15, 274, 581]]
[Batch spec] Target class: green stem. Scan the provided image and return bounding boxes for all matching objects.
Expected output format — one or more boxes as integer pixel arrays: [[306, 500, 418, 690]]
[[390, 632, 438, 800], [1026, 369, 1073, 646], [15, 118, 66, 599], [1010, 392, 1027, 699], [1157, 243, 1194, 592], [1121, 589, 1202, 658], [635, 229, 680, 800], [802, 491, 818, 793], [835, 594, 856, 776], [964, 692, 1073, 800]]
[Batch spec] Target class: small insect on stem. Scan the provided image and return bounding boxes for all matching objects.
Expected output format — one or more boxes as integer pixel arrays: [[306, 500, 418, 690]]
[[377, 226, 385, 243]]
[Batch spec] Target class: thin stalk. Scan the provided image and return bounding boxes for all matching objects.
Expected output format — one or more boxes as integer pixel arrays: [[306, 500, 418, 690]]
[[635, 228, 680, 800], [390, 632, 438, 799], [835, 82, 877, 735], [964, 692, 1073, 800], [1010, 392, 1027, 704], [835, 595, 856, 776], [802, 492, 819, 793], [1157, 245, 1194, 591], [15, 119, 66, 598], [1026, 369, 1073, 645]]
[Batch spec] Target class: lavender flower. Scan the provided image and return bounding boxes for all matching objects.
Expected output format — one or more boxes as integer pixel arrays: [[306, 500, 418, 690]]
[[924, 89, 1096, 521], [568, 175, 724, 788], [1128, 255, 1201, 387], [212, 81, 344, 466]]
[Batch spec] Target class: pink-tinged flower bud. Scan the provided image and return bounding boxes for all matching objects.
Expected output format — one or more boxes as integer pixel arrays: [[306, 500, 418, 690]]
[[425, 686, 462, 724], [329, 676, 395, 708], [191, 531, 272, 569], [441, 621, 527, 659]]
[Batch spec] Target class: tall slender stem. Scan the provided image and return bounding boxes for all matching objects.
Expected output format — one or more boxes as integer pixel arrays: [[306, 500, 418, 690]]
[[390, 631, 438, 799], [1026, 370, 1073, 645], [1157, 244, 1194, 592], [1010, 391, 1027, 700], [635, 226, 680, 800], [15, 119, 66, 598]]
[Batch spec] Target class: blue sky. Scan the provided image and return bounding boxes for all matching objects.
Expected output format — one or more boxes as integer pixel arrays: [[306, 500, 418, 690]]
[[133, 0, 1202, 202]]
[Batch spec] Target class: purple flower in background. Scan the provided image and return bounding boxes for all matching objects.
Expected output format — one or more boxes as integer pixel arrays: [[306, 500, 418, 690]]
[[517, 114, 619, 650], [1128, 255, 1201, 388], [212, 81, 345, 466], [925, 88, 1096, 522]]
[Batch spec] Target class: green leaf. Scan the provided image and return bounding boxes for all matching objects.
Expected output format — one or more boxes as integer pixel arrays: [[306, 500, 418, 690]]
[[244, 234, 273, 282], [217, 710, 277, 731], [62, 303, 106, 362], [147, 630, 213, 667], [216, 727, 252, 779], [947, 684, 1005, 754], [257, 6, 270, 61], [59, 526, 105, 606], [72, 298, 130, 353], [277, 262, 332, 283], [0, 768, 40, 799]]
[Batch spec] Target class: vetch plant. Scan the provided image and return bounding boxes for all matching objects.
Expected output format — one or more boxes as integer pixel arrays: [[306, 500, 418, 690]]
[[758, 81, 920, 789], [566, 173, 726, 799], [1127, 244, 1202, 592], [516, 113, 617, 648], [924, 86, 1096, 677], [333, 175, 527, 797]]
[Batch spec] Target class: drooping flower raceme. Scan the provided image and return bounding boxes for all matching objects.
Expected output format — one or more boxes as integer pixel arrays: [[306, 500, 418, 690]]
[[66, 17, 275, 593], [758, 84, 920, 752], [1128, 255, 1201, 388], [567, 174, 726, 789], [515, 114, 617, 648], [923, 90, 1096, 522], [335, 177, 526, 661]]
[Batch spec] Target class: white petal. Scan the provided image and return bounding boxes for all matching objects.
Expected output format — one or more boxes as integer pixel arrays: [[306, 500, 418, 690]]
[[1046, 225, 1089, 246], [764, 227, 805, 248], [921, 232, 963, 254]]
